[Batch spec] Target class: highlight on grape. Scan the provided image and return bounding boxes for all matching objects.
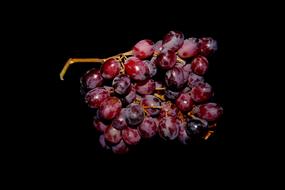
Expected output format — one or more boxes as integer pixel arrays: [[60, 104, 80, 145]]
[[60, 31, 223, 154]]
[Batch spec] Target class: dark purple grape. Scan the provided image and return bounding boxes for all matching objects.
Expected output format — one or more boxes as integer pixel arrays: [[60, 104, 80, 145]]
[[165, 89, 180, 100], [85, 87, 110, 108], [153, 40, 163, 54], [100, 58, 120, 80], [198, 37, 217, 56], [175, 92, 194, 112], [190, 82, 212, 103], [158, 116, 179, 140], [133, 39, 154, 59], [155, 50, 177, 70], [141, 95, 161, 117], [185, 118, 208, 138], [112, 74, 131, 95], [104, 125, 122, 145], [162, 31, 184, 52], [80, 68, 104, 90], [138, 117, 157, 138], [188, 72, 204, 88], [125, 57, 150, 81], [135, 79, 155, 95], [122, 127, 141, 145], [178, 120, 191, 144], [111, 108, 128, 130], [111, 140, 129, 154], [125, 103, 144, 127], [99, 97, 122, 120], [165, 66, 185, 90]]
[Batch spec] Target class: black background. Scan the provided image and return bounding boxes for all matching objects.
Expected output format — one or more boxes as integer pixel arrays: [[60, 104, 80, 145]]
[[23, 3, 251, 181]]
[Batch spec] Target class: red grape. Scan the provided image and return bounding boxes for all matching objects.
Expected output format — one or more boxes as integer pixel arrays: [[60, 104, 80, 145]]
[[162, 31, 184, 52], [99, 97, 122, 120], [101, 58, 120, 80], [176, 92, 194, 112], [165, 66, 185, 90], [158, 116, 179, 140], [198, 37, 217, 56], [145, 59, 157, 77], [153, 40, 163, 54], [191, 82, 212, 103], [191, 56, 209, 76], [121, 85, 136, 105], [125, 57, 150, 81], [193, 103, 223, 122], [122, 127, 141, 145], [80, 68, 104, 90], [104, 125, 122, 145], [159, 102, 179, 118], [138, 117, 157, 138], [135, 79, 155, 95], [178, 38, 199, 58], [85, 87, 110, 108], [155, 50, 177, 70], [133, 39, 154, 59]]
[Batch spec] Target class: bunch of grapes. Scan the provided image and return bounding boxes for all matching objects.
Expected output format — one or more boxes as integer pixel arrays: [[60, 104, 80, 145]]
[[72, 31, 223, 154]]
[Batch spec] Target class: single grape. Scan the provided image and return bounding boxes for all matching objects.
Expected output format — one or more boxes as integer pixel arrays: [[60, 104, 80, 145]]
[[165, 66, 185, 90], [138, 117, 157, 138], [85, 87, 110, 108], [125, 103, 144, 127], [121, 85, 136, 105], [158, 116, 179, 140], [104, 125, 122, 145], [193, 103, 223, 122], [135, 79, 155, 95], [93, 118, 108, 133], [176, 92, 194, 112], [162, 31, 184, 52], [100, 58, 120, 80], [188, 72, 204, 88], [155, 50, 177, 70], [133, 39, 154, 59], [198, 37, 217, 56], [111, 140, 129, 154], [190, 82, 212, 103], [178, 38, 199, 58], [80, 68, 104, 90], [99, 97, 122, 120], [112, 74, 131, 95], [122, 127, 141, 145], [111, 108, 128, 130], [141, 95, 161, 117], [185, 118, 208, 138], [191, 56, 209, 76], [125, 57, 150, 81]]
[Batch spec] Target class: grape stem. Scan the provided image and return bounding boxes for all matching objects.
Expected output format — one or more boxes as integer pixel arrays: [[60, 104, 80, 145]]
[[60, 50, 133, 80]]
